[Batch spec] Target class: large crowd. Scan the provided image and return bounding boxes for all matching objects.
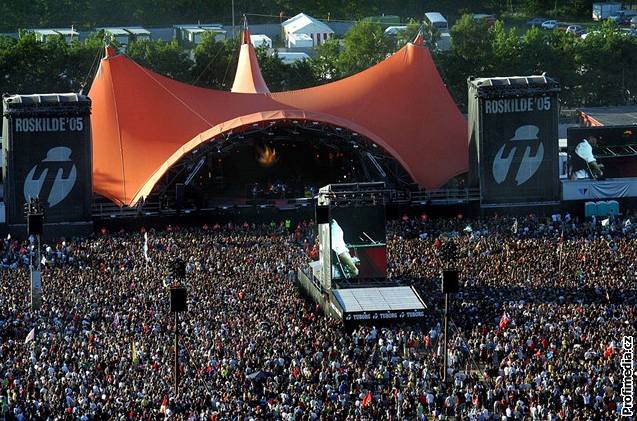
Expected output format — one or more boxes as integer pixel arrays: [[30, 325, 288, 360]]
[[0, 214, 635, 420]]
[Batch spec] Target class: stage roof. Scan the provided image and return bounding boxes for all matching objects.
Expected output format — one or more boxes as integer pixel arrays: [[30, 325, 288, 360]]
[[89, 36, 468, 206]]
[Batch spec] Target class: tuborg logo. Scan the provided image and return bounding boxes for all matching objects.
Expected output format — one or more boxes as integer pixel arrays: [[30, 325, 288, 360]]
[[24, 147, 77, 207], [492, 125, 544, 186]]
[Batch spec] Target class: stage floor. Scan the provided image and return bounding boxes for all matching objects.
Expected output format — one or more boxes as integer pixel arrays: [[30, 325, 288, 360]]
[[331, 286, 426, 322]]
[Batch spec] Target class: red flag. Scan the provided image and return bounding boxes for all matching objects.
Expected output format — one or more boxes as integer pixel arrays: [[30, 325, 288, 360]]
[[362, 391, 373, 407], [499, 312, 510, 330], [159, 396, 168, 414], [434, 238, 442, 250]]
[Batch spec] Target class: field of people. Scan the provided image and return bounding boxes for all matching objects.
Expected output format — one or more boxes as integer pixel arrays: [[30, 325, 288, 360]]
[[0, 214, 635, 419]]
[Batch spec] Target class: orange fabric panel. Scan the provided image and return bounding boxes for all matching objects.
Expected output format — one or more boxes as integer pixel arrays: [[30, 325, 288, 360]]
[[90, 59, 127, 205], [89, 43, 468, 206], [231, 32, 270, 94]]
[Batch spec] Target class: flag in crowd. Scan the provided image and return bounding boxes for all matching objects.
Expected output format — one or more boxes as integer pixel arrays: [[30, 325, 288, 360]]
[[112, 312, 120, 329], [362, 391, 373, 407], [24, 327, 35, 344], [499, 312, 510, 330], [159, 396, 168, 414], [132, 341, 139, 364], [143, 232, 150, 262]]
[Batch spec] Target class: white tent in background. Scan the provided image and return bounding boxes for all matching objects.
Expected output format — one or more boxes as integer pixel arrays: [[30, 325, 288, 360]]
[[287, 33, 313, 48], [250, 34, 272, 49], [277, 51, 311, 64], [282, 13, 334, 48]]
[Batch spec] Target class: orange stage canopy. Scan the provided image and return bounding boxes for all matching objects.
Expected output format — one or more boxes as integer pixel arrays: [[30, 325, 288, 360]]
[[89, 36, 468, 206]]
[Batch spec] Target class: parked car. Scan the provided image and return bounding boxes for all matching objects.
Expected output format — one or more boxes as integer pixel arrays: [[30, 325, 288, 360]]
[[527, 17, 547, 27], [621, 28, 637, 37], [566, 24, 586, 36], [609, 10, 637, 25], [580, 30, 600, 39], [541, 20, 559, 29], [472, 13, 497, 27]]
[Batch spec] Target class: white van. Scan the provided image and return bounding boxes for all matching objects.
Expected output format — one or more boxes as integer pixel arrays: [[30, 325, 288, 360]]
[[424, 12, 449, 32]]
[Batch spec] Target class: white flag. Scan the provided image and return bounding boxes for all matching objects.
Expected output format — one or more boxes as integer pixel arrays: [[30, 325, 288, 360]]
[[143, 232, 150, 262], [6, 233, 10, 240], [41, 256, 46, 266], [625, 219, 632, 227], [601, 218, 610, 227], [112, 312, 120, 329], [24, 327, 35, 344]]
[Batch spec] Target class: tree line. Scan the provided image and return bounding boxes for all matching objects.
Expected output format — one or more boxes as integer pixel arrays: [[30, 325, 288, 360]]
[[0, 0, 607, 32], [0, 17, 635, 111]]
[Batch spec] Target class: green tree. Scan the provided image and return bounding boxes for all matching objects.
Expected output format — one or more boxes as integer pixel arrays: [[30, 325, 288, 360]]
[[437, 14, 496, 110], [310, 37, 341, 81], [519, 27, 579, 105], [190, 34, 238, 89], [254, 46, 318, 91], [126, 39, 193, 82], [575, 20, 637, 106], [337, 18, 395, 76], [396, 19, 425, 48], [490, 20, 523, 76], [0, 33, 70, 94]]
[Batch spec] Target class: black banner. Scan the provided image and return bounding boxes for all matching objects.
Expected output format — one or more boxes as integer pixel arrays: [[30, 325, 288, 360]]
[[478, 95, 559, 205], [343, 309, 426, 322], [3, 96, 92, 226]]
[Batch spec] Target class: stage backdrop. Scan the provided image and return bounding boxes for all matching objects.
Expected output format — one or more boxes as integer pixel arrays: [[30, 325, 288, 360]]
[[468, 76, 561, 206]]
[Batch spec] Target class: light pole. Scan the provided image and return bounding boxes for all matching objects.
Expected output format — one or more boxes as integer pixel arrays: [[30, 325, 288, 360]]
[[24, 197, 45, 311], [440, 269, 459, 384], [231, 0, 236, 39], [170, 259, 187, 397]]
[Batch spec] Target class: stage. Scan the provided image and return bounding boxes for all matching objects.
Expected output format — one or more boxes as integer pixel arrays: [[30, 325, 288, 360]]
[[297, 267, 427, 326], [331, 286, 426, 323]]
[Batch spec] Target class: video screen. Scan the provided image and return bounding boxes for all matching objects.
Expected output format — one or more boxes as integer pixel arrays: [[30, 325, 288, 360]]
[[329, 205, 386, 280], [567, 126, 637, 179]]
